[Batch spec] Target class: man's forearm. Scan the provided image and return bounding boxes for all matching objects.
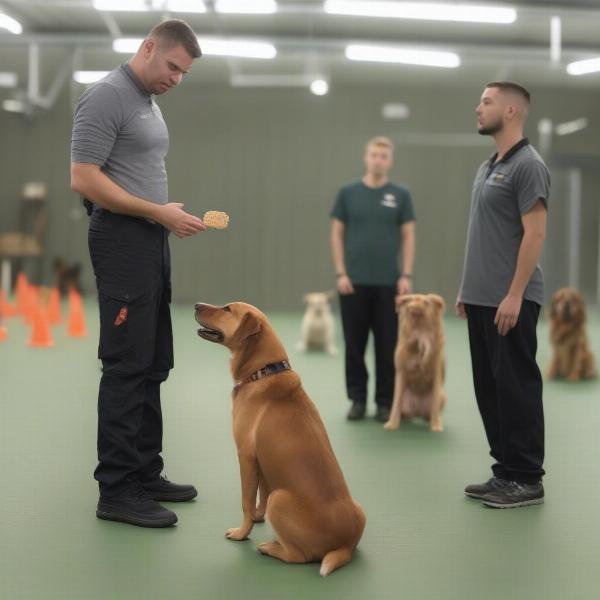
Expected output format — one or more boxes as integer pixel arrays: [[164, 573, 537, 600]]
[[330, 230, 346, 275], [508, 232, 545, 297], [401, 229, 415, 275], [71, 165, 162, 221]]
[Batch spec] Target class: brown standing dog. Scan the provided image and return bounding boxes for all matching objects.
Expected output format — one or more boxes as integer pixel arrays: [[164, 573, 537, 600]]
[[194, 302, 366, 576], [547, 287, 596, 381], [384, 294, 447, 432]]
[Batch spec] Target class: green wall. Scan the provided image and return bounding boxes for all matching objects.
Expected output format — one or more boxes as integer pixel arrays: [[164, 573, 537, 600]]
[[0, 80, 598, 310]]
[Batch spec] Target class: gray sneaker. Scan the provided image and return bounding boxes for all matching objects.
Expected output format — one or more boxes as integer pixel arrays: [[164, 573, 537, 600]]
[[464, 477, 508, 500], [482, 481, 544, 509]]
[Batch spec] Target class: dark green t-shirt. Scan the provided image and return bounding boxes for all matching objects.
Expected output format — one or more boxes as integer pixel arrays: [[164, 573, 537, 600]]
[[331, 181, 416, 286]]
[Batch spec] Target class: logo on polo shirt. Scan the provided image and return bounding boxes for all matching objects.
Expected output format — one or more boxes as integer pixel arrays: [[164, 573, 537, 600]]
[[381, 193, 397, 208], [139, 112, 153, 119]]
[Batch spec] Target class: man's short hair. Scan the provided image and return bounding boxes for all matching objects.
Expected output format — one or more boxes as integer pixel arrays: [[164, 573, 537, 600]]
[[365, 136, 395, 153], [148, 19, 202, 59], [485, 81, 530, 104]]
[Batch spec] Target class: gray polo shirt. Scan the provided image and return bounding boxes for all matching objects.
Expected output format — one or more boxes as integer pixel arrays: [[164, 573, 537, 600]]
[[71, 63, 169, 205], [459, 138, 550, 307]]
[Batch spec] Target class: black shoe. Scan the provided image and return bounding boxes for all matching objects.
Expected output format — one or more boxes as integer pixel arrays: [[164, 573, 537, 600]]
[[140, 476, 198, 502], [375, 405, 391, 422], [464, 477, 509, 500], [482, 481, 544, 509], [347, 402, 366, 421], [97, 485, 178, 528]]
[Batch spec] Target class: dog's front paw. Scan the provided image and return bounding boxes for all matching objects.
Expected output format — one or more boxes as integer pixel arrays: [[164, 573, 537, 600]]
[[383, 420, 399, 430], [225, 527, 249, 541]]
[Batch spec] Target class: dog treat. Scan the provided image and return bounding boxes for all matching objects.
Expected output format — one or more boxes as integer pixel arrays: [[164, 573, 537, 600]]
[[203, 210, 229, 229]]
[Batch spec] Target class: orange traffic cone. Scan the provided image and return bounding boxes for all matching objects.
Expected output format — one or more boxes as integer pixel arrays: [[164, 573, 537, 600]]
[[27, 304, 54, 347], [22, 285, 39, 324], [67, 289, 87, 337], [0, 321, 7, 342], [46, 287, 62, 325], [15, 272, 29, 315], [0, 289, 18, 317]]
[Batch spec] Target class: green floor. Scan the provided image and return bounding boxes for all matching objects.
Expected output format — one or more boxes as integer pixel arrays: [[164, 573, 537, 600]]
[[1, 302, 599, 600]]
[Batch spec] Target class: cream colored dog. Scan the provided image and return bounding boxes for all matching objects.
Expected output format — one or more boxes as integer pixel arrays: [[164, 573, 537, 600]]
[[195, 301, 366, 577], [384, 294, 447, 432], [296, 291, 337, 354], [547, 287, 596, 381]]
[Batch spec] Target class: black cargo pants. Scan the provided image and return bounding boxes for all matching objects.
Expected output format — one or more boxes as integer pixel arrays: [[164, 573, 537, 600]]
[[89, 209, 174, 497]]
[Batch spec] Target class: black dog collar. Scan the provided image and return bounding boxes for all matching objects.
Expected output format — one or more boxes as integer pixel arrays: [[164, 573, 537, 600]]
[[233, 360, 291, 394]]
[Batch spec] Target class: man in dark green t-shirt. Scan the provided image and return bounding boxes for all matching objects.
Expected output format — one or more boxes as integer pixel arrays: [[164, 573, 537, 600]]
[[330, 136, 416, 422]]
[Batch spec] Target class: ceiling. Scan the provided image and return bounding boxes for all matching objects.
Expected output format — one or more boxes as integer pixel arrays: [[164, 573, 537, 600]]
[[2, 0, 600, 98]]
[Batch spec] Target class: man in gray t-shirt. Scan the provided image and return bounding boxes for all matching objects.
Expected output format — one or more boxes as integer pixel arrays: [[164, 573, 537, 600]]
[[456, 82, 550, 509], [71, 20, 205, 528]]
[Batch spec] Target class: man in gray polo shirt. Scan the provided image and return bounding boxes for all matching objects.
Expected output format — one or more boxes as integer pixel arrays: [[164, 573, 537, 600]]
[[456, 81, 550, 509], [71, 20, 205, 527]]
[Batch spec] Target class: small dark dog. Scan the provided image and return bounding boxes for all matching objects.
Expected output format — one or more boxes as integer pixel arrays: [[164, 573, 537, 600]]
[[53, 258, 82, 295]]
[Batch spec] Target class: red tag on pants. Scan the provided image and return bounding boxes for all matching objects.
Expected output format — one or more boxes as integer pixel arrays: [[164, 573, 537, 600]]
[[114, 307, 128, 326]]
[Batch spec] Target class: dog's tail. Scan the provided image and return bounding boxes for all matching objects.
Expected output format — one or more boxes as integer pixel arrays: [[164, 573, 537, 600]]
[[319, 547, 352, 577]]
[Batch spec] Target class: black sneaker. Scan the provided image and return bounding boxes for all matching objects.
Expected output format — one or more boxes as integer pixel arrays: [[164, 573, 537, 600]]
[[464, 477, 509, 500], [375, 405, 391, 422], [482, 481, 544, 509], [97, 485, 178, 527], [140, 476, 198, 502], [347, 402, 366, 421]]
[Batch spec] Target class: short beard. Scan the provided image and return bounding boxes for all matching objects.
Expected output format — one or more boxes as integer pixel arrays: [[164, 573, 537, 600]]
[[478, 122, 503, 136]]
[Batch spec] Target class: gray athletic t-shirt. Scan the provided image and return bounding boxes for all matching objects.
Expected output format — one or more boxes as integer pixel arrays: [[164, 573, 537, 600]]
[[71, 63, 169, 205], [459, 139, 550, 307]]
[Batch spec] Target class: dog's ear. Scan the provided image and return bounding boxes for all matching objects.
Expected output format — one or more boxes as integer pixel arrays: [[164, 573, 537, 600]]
[[428, 294, 446, 313], [395, 294, 412, 313], [236, 312, 262, 342]]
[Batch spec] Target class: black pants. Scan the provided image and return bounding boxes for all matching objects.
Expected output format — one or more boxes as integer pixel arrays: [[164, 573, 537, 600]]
[[89, 210, 174, 497], [339, 285, 397, 407], [465, 302, 545, 484]]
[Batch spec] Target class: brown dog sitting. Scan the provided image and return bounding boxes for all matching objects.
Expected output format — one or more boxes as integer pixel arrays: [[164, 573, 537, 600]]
[[547, 287, 596, 381], [384, 294, 447, 432], [194, 302, 366, 577]]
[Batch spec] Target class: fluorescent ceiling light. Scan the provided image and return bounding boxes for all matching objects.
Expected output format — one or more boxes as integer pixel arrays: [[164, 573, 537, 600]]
[[346, 44, 460, 68], [555, 118, 588, 136], [382, 103, 410, 120], [114, 37, 276, 59], [310, 79, 329, 95], [0, 72, 18, 88], [94, 0, 148, 9], [324, 1, 516, 24], [3, 99, 26, 113], [166, 0, 207, 11], [216, 0, 277, 14], [200, 38, 276, 59], [94, 0, 206, 11], [73, 71, 110, 84], [0, 13, 23, 34], [567, 57, 600, 76], [113, 38, 143, 53]]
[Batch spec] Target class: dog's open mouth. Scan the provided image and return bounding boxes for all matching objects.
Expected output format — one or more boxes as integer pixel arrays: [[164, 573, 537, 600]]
[[195, 316, 224, 343]]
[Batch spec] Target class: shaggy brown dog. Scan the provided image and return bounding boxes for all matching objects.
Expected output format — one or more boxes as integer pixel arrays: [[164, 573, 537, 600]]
[[384, 294, 447, 432], [194, 302, 366, 577], [547, 287, 596, 381]]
